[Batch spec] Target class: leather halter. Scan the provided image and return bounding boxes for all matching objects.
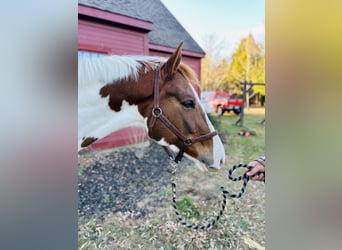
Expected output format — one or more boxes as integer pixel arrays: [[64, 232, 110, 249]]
[[148, 64, 218, 163]]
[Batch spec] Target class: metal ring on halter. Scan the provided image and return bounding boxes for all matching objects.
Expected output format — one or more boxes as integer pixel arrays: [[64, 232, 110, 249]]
[[183, 138, 193, 146], [151, 107, 162, 117]]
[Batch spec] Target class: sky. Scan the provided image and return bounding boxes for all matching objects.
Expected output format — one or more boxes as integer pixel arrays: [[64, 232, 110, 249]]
[[161, 0, 265, 60]]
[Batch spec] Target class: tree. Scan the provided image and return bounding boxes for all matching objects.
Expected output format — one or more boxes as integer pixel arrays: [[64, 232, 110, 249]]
[[251, 55, 265, 96], [227, 34, 265, 87], [227, 34, 265, 97], [200, 34, 228, 91], [200, 33, 265, 102]]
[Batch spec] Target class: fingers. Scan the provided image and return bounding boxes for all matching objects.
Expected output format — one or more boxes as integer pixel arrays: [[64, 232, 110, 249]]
[[246, 160, 265, 182], [251, 172, 265, 181], [247, 163, 264, 175], [247, 166, 261, 176]]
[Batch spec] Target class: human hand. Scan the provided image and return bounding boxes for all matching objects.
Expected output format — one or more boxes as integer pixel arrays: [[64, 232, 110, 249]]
[[245, 160, 265, 182]]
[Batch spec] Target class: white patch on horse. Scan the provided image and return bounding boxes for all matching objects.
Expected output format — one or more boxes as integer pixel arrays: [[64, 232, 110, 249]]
[[188, 84, 226, 168], [78, 86, 147, 150], [157, 138, 178, 150]]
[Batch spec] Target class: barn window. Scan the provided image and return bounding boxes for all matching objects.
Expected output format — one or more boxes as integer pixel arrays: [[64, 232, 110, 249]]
[[78, 51, 106, 58], [78, 45, 111, 58]]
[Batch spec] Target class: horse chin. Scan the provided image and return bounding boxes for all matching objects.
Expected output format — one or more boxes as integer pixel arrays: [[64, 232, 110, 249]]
[[184, 153, 219, 172], [207, 166, 220, 172], [192, 159, 209, 172]]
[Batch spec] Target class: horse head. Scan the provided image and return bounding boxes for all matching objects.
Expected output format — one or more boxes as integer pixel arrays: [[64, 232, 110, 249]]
[[144, 42, 225, 170]]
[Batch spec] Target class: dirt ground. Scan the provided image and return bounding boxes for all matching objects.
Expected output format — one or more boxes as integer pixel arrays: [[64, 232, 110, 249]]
[[78, 135, 265, 249]]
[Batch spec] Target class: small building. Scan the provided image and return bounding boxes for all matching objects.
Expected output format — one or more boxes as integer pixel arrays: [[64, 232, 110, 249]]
[[78, 0, 205, 150], [78, 0, 205, 77]]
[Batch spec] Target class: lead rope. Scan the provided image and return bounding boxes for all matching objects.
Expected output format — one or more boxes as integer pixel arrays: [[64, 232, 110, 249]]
[[170, 159, 262, 230]]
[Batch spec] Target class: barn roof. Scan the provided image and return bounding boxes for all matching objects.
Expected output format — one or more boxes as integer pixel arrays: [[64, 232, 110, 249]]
[[78, 0, 205, 54]]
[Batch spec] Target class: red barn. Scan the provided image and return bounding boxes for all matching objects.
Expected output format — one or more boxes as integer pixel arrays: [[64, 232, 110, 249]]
[[78, 0, 205, 150]]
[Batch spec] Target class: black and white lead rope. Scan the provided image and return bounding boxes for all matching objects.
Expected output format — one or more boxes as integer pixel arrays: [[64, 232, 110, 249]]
[[170, 157, 265, 230]]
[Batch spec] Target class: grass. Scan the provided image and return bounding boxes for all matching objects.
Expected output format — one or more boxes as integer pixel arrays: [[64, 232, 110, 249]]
[[78, 109, 265, 249], [175, 196, 201, 220]]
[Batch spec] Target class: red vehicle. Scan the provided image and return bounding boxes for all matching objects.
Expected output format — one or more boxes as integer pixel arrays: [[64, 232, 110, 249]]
[[202, 91, 243, 116]]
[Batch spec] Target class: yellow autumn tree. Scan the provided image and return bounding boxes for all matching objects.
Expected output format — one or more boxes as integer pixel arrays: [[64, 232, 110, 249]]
[[227, 34, 265, 97]]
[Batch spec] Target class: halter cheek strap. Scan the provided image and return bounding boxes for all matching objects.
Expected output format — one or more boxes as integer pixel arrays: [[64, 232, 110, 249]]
[[148, 64, 218, 163]]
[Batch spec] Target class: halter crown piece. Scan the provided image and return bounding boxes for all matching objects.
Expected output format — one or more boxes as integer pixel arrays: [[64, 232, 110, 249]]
[[148, 64, 218, 163]]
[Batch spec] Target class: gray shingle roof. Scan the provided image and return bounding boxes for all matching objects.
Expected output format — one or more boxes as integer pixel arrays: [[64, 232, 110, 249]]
[[79, 0, 205, 54]]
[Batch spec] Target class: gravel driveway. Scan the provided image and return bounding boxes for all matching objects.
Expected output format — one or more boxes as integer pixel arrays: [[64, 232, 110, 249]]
[[78, 142, 192, 219]]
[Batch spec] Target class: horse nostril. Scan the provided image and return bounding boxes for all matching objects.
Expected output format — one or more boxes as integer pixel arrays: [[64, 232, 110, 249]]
[[220, 159, 224, 166]]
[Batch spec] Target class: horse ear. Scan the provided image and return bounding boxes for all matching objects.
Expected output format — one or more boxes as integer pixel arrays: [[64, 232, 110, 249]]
[[162, 41, 183, 80]]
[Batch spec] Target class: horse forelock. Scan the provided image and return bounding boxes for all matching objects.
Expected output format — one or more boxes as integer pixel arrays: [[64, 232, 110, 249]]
[[78, 55, 165, 85]]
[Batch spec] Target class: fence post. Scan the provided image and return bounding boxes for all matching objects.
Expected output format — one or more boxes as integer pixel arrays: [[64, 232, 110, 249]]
[[235, 81, 247, 126]]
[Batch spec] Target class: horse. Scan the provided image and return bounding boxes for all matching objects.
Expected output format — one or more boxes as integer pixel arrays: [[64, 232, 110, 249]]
[[78, 42, 225, 171]]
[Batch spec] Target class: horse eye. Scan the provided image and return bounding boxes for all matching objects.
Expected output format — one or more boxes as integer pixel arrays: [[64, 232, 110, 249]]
[[181, 100, 195, 109]]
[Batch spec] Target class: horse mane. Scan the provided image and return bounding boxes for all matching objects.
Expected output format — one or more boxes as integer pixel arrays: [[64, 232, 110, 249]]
[[78, 55, 163, 85], [78, 55, 199, 86]]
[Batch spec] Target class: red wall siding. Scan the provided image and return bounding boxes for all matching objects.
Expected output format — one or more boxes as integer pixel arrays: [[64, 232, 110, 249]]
[[182, 56, 201, 82], [89, 127, 150, 150], [79, 19, 149, 55], [149, 50, 202, 81]]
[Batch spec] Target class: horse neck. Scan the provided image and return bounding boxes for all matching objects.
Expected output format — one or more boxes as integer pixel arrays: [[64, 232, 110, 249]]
[[78, 68, 155, 150], [99, 68, 154, 113]]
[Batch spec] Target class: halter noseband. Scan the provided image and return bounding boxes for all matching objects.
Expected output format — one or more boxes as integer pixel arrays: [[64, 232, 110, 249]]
[[148, 64, 218, 163]]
